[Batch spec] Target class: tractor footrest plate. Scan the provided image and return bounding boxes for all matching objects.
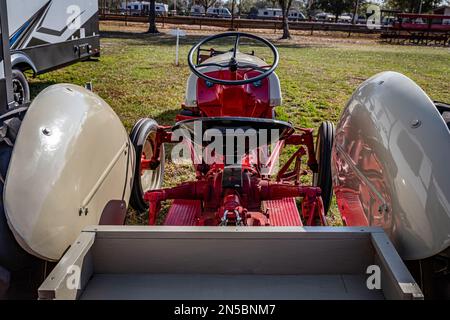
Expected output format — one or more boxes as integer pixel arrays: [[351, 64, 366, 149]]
[[263, 198, 302, 226], [164, 200, 201, 226], [164, 198, 302, 226]]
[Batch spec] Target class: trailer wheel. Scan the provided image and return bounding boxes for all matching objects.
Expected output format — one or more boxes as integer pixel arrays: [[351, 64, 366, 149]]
[[11, 69, 30, 106], [130, 118, 165, 212], [313, 121, 335, 214]]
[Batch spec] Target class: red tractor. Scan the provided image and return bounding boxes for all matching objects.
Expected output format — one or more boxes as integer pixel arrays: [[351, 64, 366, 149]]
[[129, 32, 335, 227]]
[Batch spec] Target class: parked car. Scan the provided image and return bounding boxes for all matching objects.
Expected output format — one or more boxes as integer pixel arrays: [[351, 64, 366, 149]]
[[338, 15, 352, 23], [382, 16, 396, 26], [252, 8, 305, 21], [315, 12, 335, 22]]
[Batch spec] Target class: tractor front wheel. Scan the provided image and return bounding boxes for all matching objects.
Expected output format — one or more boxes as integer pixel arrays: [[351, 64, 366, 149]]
[[129, 118, 165, 212], [313, 121, 335, 214]]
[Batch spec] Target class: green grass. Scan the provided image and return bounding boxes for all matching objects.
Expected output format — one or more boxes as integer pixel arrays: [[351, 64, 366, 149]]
[[28, 32, 450, 224]]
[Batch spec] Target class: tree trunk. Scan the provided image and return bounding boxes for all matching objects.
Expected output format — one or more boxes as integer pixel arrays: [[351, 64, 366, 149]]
[[279, 0, 292, 39], [281, 14, 291, 39], [230, 0, 236, 30], [147, 0, 159, 34]]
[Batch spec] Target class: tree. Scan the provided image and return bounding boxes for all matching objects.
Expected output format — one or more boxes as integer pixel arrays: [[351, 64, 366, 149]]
[[147, 0, 159, 33], [254, 0, 269, 9], [352, 0, 368, 24], [169, 0, 190, 14], [313, 0, 354, 21], [239, 0, 258, 14], [296, 0, 310, 10], [198, 0, 217, 13], [279, 0, 294, 39], [384, 0, 443, 13], [231, 0, 237, 29]]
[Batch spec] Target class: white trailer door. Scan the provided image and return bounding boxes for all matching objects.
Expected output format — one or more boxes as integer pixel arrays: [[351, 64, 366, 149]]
[[7, 0, 99, 50]]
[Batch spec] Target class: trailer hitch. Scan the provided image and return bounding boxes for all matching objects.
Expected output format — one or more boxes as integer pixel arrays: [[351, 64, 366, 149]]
[[219, 209, 243, 226]]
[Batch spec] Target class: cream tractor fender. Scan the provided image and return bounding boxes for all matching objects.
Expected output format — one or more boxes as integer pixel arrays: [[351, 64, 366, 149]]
[[332, 71, 450, 260], [4, 84, 135, 261]]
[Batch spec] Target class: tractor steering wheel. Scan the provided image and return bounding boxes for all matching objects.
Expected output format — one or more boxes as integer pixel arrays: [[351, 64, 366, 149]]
[[188, 32, 279, 86]]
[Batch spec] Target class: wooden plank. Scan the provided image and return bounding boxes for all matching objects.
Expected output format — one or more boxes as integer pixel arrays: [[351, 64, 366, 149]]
[[99, 14, 381, 34]]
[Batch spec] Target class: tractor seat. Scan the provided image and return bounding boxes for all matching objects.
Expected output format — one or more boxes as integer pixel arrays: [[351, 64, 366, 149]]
[[184, 71, 282, 108]]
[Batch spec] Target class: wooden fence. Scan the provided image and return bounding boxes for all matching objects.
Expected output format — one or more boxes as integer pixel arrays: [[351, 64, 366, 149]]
[[100, 14, 383, 35]]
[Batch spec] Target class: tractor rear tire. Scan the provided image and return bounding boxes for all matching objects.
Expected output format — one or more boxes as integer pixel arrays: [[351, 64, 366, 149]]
[[129, 118, 165, 212], [313, 121, 335, 214]]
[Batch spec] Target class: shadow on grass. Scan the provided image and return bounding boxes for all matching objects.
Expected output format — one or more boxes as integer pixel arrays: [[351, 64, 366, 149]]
[[153, 107, 180, 126], [29, 80, 58, 99], [101, 30, 204, 45]]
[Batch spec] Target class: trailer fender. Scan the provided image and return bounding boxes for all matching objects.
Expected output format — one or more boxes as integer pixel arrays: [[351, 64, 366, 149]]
[[10, 52, 37, 75]]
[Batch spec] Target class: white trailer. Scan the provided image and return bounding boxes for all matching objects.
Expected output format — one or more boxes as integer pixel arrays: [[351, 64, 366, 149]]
[[122, 1, 168, 17], [315, 12, 335, 21], [256, 8, 304, 20], [190, 6, 231, 18], [288, 9, 306, 21], [5, 0, 100, 106], [257, 8, 283, 19], [190, 4, 205, 17], [206, 7, 232, 19], [155, 3, 169, 16]]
